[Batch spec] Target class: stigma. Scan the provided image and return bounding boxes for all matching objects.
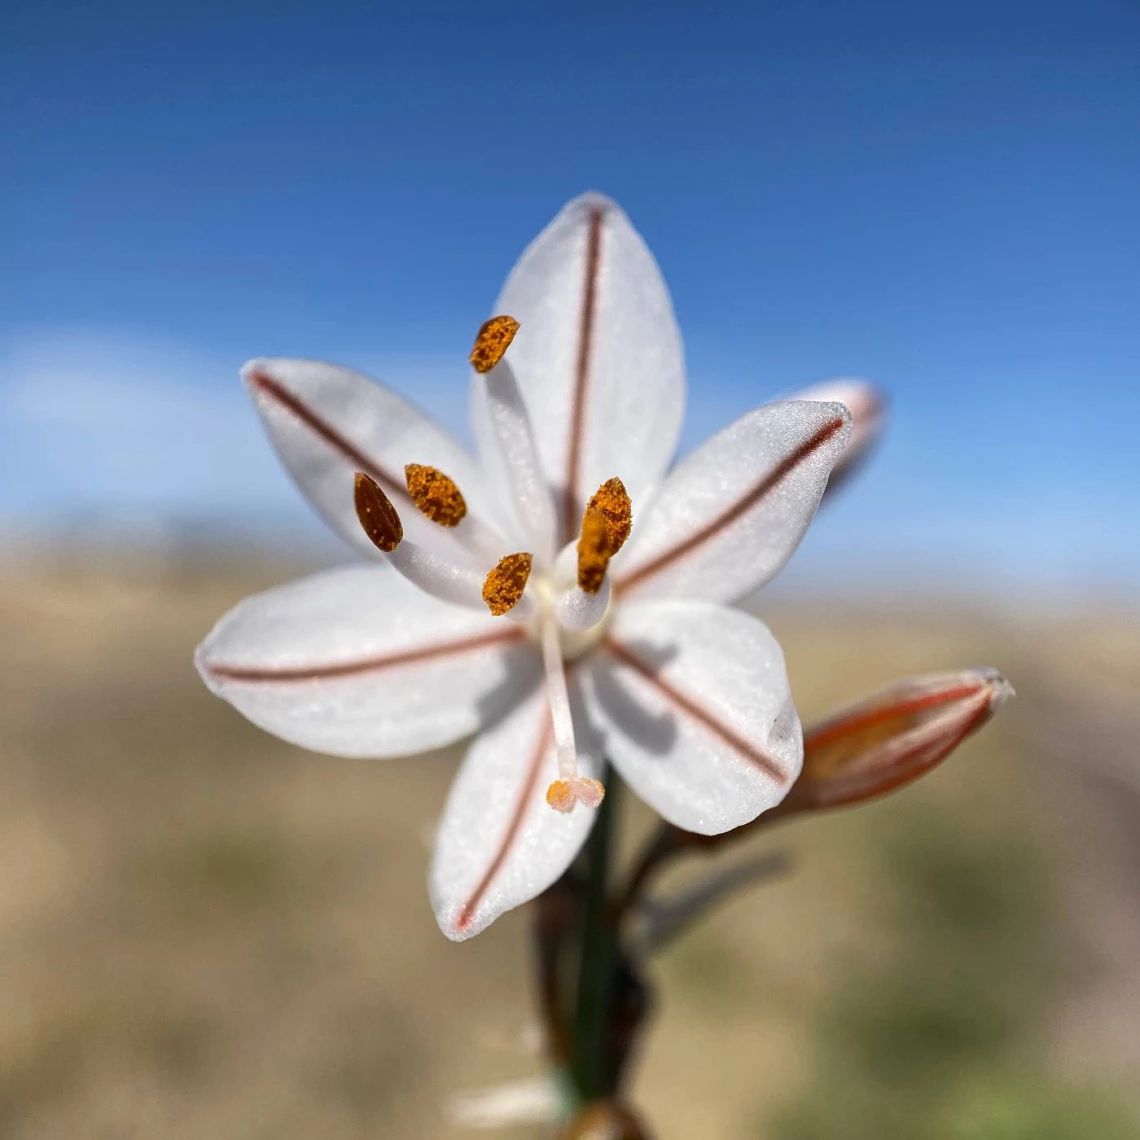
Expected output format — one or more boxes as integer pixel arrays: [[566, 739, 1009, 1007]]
[[546, 777, 605, 814], [538, 608, 605, 813]]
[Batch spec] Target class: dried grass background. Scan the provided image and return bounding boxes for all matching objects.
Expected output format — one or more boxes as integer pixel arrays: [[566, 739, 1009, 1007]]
[[1, 557, 1137, 1138]]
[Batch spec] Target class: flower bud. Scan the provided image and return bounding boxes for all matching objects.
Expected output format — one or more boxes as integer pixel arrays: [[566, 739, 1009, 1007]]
[[786, 668, 1014, 811]]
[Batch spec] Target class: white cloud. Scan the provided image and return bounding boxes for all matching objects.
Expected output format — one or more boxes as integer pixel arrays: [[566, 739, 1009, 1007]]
[[1, 329, 291, 513], [0, 328, 465, 553]]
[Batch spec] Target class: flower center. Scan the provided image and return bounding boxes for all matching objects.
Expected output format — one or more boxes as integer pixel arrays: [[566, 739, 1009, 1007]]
[[353, 316, 639, 815], [525, 573, 613, 659]]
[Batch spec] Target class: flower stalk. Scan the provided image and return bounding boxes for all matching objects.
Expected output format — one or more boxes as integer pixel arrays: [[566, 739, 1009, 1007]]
[[571, 764, 622, 1101]]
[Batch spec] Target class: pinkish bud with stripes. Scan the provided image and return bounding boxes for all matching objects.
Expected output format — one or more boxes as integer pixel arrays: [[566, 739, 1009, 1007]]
[[784, 668, 1015, 812], [195, 192, 855, 940]]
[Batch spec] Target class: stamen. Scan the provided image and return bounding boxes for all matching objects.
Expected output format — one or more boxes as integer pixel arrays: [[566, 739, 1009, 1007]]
[[355, 471, 498, 613], [354, 472, 403, 551], [470, 315, 521, 374], [404, 463, 467, 527], [577, 508, 612, 594], [586, 477, 632, 553], [482, 552, 533, 616], [546, 776, 605, 814], [403, 461, 513, 567]]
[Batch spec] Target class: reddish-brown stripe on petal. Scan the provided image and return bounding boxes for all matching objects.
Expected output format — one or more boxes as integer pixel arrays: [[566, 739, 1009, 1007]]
[[205, 627, 524, 684], [615, 416, 847, 597], [454, 712, 554, 934], [247, 369, 407, 502], [562, 206, 605, 542], [602, 637, 786, 782]]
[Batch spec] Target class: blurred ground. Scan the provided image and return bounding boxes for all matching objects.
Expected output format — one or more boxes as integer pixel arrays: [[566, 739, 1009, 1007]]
[[0, 558, 1137, 1139]]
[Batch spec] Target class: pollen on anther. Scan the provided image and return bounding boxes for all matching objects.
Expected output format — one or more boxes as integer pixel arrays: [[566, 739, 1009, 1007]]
[[470, 315, 520, 374], [586, 477, 632, 553], [482, 552, 533, 616], [577, 508, 612, 595], [353, 472, 403, 552], [404, 463, 467, 527]]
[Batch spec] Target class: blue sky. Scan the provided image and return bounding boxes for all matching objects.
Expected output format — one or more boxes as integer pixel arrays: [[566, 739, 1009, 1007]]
[[2, 0, 1138, 596]]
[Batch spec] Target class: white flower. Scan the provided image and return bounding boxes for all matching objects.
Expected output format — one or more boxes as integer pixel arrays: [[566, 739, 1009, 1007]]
[[195, 192, 858, 940]]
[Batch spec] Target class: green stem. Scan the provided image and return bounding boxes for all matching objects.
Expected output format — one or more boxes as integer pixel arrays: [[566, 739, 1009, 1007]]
[[571, 763, 622, 1100]]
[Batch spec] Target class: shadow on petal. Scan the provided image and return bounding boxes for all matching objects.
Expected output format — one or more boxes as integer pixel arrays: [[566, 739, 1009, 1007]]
[[472, 651, 544, 741], [588, 641, 680, 758]]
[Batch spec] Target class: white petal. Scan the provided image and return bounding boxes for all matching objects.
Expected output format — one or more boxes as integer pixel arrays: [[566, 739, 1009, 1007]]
[[789, 376, 886, 495], [430, 682, 599, 940], [196, 564, 539, 758], [472, 193, 685, 545], [613, 401, 851, 604], [244, 358, 486, 556], [581, 600, 802, 835]]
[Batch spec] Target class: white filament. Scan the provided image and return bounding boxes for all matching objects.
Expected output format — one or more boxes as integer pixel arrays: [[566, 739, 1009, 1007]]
[[388, 541, 535, 621], [450, 512, 513, 568], [388, 541, 485, 610], [481, 360, 557, 568]]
